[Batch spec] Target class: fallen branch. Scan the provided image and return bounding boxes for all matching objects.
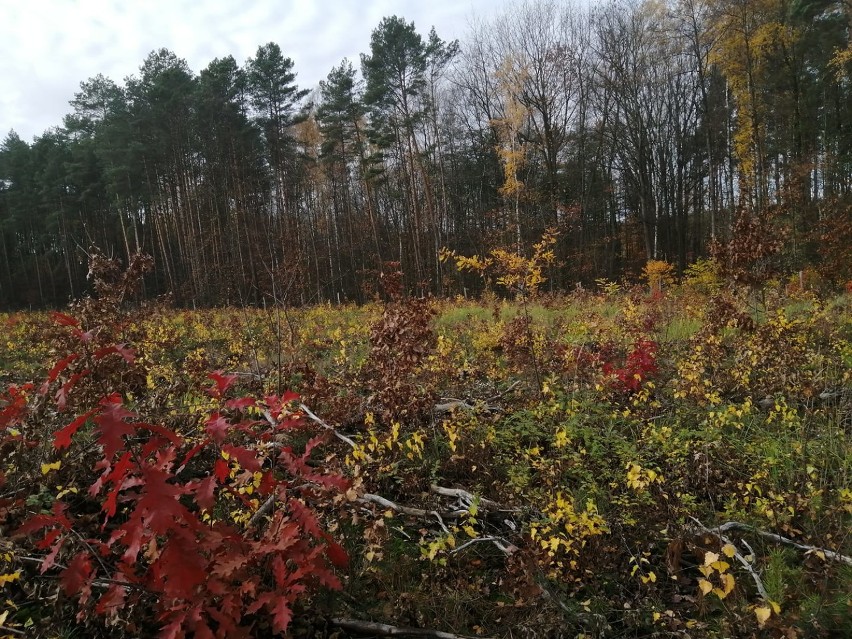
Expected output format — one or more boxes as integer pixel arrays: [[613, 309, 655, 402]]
[[359, 493, 464, 531], [485, 380, 522, 403], [434, 398, 502, 414], [299, 403, 358, 449], [330, 618, 489, 639], [690, 517, 770, 601], [711, 521, 852, 567], [451, 535, 515, 555], [429, 484, 511, 512]]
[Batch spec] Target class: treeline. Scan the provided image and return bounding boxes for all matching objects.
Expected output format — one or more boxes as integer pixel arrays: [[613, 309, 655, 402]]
[[1, 0, 851, 308]]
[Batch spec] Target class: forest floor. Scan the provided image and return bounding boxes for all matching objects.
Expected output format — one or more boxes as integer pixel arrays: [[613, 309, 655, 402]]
[[0, 282, 850, 638]]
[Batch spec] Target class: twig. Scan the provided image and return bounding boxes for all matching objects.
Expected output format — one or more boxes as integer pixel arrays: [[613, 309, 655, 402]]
[[18, 556, 144, 592], [299, 403, 358, 449], [711, 520, 852, 566], [330, 618, 489, 639], [0, 625, 25, 636], [247, 494, 276, 528], [429, 484, 509, 512], [451, 536, 514, 555], [690, 517, 770, 600], [485, 380, 522, 403], [434, 399, 476, 413], [360, 494, 462, 530]]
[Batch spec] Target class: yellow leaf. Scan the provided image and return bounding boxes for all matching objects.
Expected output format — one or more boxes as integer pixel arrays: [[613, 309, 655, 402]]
[[722, 543, 737, 558], [41, 461, 61, 475], [703, 551, 719, 566], [754, 606, 772, 626], [0, 610, 7, 625], [652, 612, 661, 622], [698, 579, 713, 595], [719, 572, 735, 595], [710, 560, 731, 573], [0, 571, 21, 586], [769, 600, 781, 614]]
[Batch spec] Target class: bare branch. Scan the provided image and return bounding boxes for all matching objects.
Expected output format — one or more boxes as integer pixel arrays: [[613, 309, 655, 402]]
[[451, 535, 515, 555], [330, 618, 490, 639], [360, 493, 463, 530], [429, 484, 511, 511], [299, 403, 358, 449], [711, 521, 852, 567], [690, 517, 770, 601]]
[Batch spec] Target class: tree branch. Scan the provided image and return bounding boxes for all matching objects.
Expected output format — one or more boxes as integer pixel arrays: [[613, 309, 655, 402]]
[[299, 403, 358, 449], [330, 618, 490, 639], [710, 520, 852, 566], [689, 517, 770, 601]]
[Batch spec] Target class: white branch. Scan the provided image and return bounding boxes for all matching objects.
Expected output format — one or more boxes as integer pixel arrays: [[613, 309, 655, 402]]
[[298, 403, 358, 449], [712, 521, 852, 567], [690, 517, 770, 601], [429, 484, 511, 512], [330, 618, 489, 639]]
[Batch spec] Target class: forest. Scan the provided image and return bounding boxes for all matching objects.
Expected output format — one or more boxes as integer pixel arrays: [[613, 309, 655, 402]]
[[1, 0, 851, 309]]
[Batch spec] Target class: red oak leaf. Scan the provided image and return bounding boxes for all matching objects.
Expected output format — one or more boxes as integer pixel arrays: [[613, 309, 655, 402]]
[[61, 552, 94, 597], [54, 409, 96, 450]]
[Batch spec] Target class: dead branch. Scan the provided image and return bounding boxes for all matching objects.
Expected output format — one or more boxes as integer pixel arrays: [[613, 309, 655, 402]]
[[299, 403, 358, 449], [689, 517, 770, 601], [330, 618, 489, 639], [711, 521, 852, 566], [485, 379, 522, 403], [0, 625, 25, 636], [429, 484, 512, 512], [247, 495, 276, 528], [359, 493, 464, 531], [451, 536, 515, 555]]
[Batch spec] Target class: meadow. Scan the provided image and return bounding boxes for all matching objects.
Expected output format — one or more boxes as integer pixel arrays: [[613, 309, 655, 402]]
[[0, 263, 850, 638]]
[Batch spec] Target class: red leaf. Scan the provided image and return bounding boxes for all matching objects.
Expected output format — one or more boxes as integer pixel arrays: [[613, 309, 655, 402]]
[[41, 535, 64, 573], [281, 390, 300, 404], [40, 353, 79, 395], [325, 539, 349, 569], [61, 552, 93, 597], [205, 413, 230, 443], [140, 422, 182, 447], [94, 583, 127, 616], [221, 444, 260, 471], [51, 311, 79, 327], [94, 343, 136, 364], [94, 394, 137, 458], [54, 409, 96, 450], [55, 370, 90, 411], [179, 439, 208, 470], [36, 527, 62, 550], [194, 475, 217, 511], [214, 458, 230, 484], [157, 613, 187, 639], [103, 451, 134, 518], [224, 397, 255, 410], [156, 534, 206, 598], [207, 371, 237, 398], [269, 597, 293, 633]]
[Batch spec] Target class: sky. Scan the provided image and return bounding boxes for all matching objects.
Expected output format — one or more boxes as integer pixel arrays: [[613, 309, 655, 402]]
[[0, 0, 500, 142]]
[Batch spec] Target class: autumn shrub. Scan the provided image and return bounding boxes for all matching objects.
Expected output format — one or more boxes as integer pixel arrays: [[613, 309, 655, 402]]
[[0, 257, 350, 637]]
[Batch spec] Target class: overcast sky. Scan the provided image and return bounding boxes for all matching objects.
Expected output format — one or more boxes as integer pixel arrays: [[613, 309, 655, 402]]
[[0, 0, 500, 142]]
